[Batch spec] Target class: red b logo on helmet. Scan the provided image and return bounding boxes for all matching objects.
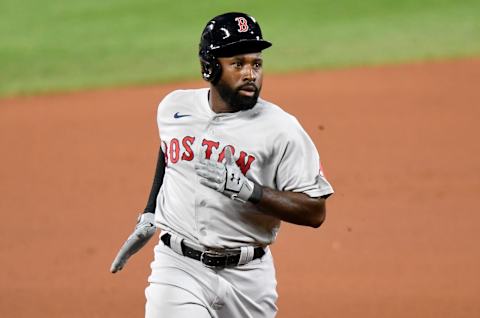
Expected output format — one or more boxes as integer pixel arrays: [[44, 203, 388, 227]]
[[235, 17, 249, 32]]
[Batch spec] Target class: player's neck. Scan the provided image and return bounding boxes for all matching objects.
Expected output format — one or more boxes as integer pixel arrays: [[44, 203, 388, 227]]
[[208, 88, 234, 113]]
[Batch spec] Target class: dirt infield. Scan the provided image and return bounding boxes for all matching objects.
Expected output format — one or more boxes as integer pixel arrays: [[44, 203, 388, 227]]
[[1, 58, 479, 318]]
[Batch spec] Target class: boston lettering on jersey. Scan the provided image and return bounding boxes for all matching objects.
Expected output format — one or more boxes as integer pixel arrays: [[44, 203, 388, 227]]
[[163, 136, 256, 175]]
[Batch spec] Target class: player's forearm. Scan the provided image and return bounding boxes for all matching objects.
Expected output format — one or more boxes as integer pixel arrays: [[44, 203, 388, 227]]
[[143, 146, 166, 213], [255, 188, 326, 228]]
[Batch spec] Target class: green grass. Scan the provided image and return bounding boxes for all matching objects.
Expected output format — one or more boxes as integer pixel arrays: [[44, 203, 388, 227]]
[[1, 0, 479, 97]]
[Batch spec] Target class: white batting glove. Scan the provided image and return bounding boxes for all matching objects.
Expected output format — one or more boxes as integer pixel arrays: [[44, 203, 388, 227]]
[[195, 147, 261, 203], [110, 213, 156, 273]]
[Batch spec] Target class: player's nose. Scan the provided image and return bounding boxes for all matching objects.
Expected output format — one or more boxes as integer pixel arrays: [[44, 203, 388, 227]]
[[242, 65, 256, 81]]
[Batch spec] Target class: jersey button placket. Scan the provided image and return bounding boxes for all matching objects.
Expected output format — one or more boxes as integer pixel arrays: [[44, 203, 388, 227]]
[[195, 117, 215, 240], [198, 201, 208, 238], [210, 116, 220, 134], [198, 116, 219, 241], [194, 119, 210, 238]]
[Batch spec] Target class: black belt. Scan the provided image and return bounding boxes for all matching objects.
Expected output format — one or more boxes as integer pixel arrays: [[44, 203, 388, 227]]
[[161, 233, 265, 268]]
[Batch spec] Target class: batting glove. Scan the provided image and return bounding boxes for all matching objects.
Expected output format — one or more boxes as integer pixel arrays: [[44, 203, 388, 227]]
[[110, 212, 156, 273], [195, 147, 262, 203]]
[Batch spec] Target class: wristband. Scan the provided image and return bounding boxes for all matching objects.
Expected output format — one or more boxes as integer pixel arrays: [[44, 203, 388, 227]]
[[249, 183, 263, 204]]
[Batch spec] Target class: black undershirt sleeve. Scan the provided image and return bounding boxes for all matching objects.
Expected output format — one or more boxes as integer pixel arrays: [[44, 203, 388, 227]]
[[143, 146, 166, 214]]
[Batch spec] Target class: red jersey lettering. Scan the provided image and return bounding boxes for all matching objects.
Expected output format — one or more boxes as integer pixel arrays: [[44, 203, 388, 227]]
[[169, 138, 180, 164], [181, 136, 195, 161], [161, 141, 169, 166], [202, 139, 220, 159], [236, 151, 255, 175]]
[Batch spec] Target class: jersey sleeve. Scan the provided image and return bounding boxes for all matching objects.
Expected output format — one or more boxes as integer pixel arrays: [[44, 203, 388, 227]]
[[156, 90, 180, 140], [275, 118, 334, 198]]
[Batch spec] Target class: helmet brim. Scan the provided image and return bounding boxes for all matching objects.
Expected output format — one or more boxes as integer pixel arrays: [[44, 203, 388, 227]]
[[213, 39, 272, 58]]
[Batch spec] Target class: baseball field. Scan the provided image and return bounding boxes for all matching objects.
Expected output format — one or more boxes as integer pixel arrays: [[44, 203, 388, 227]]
[[1, 1, 480, 317]]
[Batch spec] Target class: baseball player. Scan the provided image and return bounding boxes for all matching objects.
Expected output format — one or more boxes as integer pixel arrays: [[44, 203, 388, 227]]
[[110, 12, 334, 318]]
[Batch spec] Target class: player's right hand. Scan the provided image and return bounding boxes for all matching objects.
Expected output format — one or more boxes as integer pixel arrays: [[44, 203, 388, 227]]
[[110, 212, 157, 273], [195, 146, 255, 203]]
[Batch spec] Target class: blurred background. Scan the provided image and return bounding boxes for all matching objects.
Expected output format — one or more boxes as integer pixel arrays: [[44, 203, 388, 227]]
[[1, 1, 479, 317], [1, 0, 480, 96]]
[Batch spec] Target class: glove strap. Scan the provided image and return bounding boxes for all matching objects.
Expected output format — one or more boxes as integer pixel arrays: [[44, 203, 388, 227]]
[[232, 180, 263, 204]]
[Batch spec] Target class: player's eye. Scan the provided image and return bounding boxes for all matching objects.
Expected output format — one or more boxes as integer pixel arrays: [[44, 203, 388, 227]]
[[232, 62, 242, 68]]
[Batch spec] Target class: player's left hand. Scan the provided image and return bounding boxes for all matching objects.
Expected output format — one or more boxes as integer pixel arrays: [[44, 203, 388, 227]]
[[110, 213, 157, 273], [195, 147, 255, 203]]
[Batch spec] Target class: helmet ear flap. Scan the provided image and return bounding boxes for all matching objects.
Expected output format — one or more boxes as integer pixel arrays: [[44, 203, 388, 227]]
[[200, 55, 222, 84]]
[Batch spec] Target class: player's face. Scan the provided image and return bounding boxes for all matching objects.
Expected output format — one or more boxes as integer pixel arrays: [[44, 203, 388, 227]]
[[215, 53, 264, 111]]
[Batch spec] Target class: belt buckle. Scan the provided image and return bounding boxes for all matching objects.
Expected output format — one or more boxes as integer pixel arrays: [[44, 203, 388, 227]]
[[200, 249, 234, 269]]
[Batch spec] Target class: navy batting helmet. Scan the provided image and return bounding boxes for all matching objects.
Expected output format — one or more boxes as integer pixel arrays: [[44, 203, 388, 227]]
[[199, 12, 272, 83]]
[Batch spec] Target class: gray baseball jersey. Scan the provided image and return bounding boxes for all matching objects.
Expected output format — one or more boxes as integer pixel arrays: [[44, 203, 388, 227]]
[[155, 88, 333, 249]]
